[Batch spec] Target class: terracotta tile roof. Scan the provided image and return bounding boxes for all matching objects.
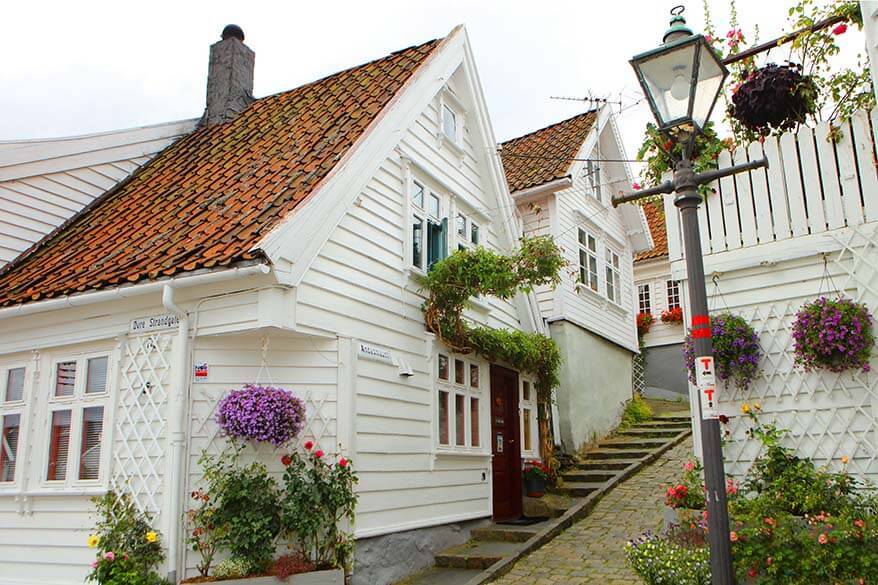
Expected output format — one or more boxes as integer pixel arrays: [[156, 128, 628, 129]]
[[0, 38, 442, 307], [634, 201, 668, 261], [499, 111, 597, 193]]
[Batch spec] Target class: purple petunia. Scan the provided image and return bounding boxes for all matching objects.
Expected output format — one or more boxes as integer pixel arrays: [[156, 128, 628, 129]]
[[215, 384, 306, 446], [791, 296, 874, 373], [683, 313, 762, 391]]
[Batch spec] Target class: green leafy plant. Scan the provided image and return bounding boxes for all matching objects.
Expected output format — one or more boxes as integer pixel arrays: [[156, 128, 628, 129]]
[[620, 394, 653, 429], [86, 491, 166, 584], [185, 485, 227, 578], [635, 122, 727, 197], [199, 449, 282, 574], [522, 459, 551, 482], [625, 534, 711, 585], [279, 446, 358, 572], [420, 236, 564, 460]]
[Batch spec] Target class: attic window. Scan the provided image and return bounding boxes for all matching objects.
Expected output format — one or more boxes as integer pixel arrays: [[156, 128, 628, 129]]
[[442, 105, 458, 143]]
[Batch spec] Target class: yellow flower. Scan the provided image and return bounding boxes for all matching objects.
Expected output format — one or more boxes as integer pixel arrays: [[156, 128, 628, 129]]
[[841, 455, 849, 465], [146, 531, 157, 543], [87, 534, 100, 548], [741, 403, 750, 414]]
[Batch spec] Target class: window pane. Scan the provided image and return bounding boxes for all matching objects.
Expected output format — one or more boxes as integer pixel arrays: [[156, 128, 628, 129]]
[[438, 391, 449, 445], [55, 361, 76, 397], [606, 266, 616, 302], [455, 394, 465, 446], [469, 364, 479, 388], [429, 194, 440, 219], [457, 214, 466, 236], [589, 256, 598, 290], [638, 284, 651, 314], [454, 359, 465, 385], [47, 410, 72, 481], [427, 218, 448, 268], [412, 216, 423, 268], [470, 223, 479, 245], [438, 355, 449, 380], [588, 235, 596, 252], [79, 406, 104, 480], [0, 414, 20, 482], [578, 229, 587, 246], [470, 397, 480, 447], [523, 409, 532, 451], [412, 181, 424, 208], [5, 368, 24, 402], [442, 105, 456, 140], [523, 381, 531, 402], [86, 357, 108, 394]]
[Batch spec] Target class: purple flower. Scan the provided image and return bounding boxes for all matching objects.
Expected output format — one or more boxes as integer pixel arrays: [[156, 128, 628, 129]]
[[216, 384, 307, 446], [684, 313, 761, 391], [791, 297, 874, 374]]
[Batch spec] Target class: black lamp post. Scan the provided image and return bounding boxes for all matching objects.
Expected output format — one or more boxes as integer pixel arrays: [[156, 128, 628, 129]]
[[613, 7, 768, 584]]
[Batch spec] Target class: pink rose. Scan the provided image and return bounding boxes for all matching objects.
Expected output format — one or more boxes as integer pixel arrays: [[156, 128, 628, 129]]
[[632, 182, 642, 191], [818, 533, 828, 544], [90, 560, 98, 569], [684, 461, 695, 472], [103, 551, 115, 562], [338, 457, 349, 468]]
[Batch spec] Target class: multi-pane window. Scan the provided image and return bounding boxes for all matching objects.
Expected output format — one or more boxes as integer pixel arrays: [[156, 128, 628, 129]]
[[667, 280, 681, 310], [520, 380, 537, 455], [455, 211, 480, 251], [0, 366, 27, 484], [638, 283, 652, 314], [605, 247, 622, 305], [578, 229, 599, 292], [45, 354, 110, 484], [411, 179, 448, 271], [436, 353, 483, 450]]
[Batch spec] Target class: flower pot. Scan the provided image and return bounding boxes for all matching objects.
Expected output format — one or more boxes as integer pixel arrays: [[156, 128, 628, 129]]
[[203, 569, 344, 584], [524, 476, 547, 498]]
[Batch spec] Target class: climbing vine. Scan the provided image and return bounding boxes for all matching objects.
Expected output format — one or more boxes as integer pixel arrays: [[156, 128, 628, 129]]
[[420, 236, 565, 456]]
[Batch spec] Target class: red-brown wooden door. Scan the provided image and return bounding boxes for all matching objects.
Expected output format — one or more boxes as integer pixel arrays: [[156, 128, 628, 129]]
[[490, 365, 522, 521]]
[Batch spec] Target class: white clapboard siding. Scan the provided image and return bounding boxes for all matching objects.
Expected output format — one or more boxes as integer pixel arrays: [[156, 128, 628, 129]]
[[0, 119, 196, 265], [666, 110, 878, 262]]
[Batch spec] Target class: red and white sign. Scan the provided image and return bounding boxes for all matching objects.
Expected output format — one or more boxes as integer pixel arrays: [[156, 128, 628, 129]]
[[695, 355, 718, 420], [194, 362, 209, 382]]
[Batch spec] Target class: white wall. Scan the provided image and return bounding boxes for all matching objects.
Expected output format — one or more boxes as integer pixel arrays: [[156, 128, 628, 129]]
[[634, 257, 685, 348]]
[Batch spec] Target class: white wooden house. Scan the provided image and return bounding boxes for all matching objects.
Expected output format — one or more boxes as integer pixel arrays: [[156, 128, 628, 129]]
[[0, 120, 196, 266], [0, 25, 547, 585], [499, 108, 652, 451], [633, 202, 688, 400], [663, 113, 878, 484]]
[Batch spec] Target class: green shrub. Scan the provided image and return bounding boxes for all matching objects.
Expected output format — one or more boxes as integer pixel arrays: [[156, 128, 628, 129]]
[[625, 534, 711, 585], [212, 557, 251, 580], [620, 395, 653, 428]]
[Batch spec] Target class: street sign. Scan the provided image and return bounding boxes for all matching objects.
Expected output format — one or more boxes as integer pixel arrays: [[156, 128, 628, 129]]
[[695, 355, 718, 419]]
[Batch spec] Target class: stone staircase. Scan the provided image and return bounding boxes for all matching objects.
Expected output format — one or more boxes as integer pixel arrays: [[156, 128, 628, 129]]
[[397, 413, 691, 585]]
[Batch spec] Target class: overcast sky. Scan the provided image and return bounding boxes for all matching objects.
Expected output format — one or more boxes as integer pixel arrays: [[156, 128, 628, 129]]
[[1, 1, 866, 165]]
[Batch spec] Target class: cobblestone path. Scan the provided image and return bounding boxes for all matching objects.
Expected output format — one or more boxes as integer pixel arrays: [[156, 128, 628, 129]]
[[491, 438, 693, 585]]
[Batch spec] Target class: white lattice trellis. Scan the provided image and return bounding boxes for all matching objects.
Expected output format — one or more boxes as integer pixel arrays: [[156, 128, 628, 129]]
[[112, 333, 172, 513], [633, 351, 646, 395], [718, 224, 878, 483]]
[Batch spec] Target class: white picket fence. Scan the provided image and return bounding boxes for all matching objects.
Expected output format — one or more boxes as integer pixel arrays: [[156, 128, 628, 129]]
[[666, 110, 878, 261]]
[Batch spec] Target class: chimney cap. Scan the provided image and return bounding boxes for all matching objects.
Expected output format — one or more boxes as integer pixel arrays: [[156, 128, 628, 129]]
[[221, 24, 245, 42]]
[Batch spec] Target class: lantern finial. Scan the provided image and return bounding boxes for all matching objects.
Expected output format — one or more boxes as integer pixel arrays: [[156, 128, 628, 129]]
[[664, 5, 693, 43]]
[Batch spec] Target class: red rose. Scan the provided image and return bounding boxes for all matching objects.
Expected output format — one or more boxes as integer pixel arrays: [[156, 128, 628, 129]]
[[748, 567, 757, 578], [338, 457, 349, 467], [304, 441, 314, 451], [281, 454, 293, 466], [833, 23, 848, 35], [314, 449, 324, 459]]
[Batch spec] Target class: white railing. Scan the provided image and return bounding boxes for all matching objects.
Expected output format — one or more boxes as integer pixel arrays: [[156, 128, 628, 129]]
[[666, 110, 878, 261]]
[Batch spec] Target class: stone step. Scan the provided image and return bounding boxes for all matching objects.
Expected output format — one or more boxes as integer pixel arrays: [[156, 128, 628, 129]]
[[561, 469, 617, 483], [630, 421, 690, 430], [598, 437, 670, 450], [471, 521, 546, 543], [616, 427, 681, 439], [573, 458, 641, 471], [550, 481, 604, 497], [654, 413, 691, 422], [524, 493, 574, 518], [434, 540, 521, 570], [584, 448, 652, 460], [398, 566, 483, 585]]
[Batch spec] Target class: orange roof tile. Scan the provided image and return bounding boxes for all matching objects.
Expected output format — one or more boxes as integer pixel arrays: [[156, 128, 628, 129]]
[[499, 111, 597, 193], [634, 202, 668, 261], [0, 38, 442, 307]]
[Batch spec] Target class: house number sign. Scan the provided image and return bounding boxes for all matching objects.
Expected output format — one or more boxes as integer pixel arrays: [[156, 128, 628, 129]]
[[695, 356, 719, 420]]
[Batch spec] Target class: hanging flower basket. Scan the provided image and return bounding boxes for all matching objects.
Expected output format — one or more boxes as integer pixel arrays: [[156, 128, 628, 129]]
[[729, 63, 818, 136], [683, 313, 761, 392], [636, 312, 655, 336], [791, 296, 874, 373], [661, 307, 684, 324], [216, 384, 306, 446]]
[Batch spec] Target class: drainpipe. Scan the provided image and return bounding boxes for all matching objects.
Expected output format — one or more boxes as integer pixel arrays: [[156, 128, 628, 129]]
[[162, 284, 190, 584]]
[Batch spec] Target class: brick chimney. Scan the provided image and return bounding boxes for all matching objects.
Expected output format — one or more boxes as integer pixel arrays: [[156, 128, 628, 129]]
[[202, 25, 255, 126]]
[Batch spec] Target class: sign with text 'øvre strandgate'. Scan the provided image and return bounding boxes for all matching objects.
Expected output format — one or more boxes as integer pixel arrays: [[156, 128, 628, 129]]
[[129, 313, 180, 334], [695, 355, 719, 420], [357, 342, 394, 365]]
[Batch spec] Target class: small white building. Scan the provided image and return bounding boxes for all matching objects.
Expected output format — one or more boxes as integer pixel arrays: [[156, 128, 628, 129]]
[[499, 108, 652, 451], [633, 202, 688, 401], [0, 25, 547, 585]]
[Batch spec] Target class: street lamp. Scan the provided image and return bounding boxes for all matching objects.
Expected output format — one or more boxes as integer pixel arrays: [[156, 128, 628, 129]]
[[614, 6, 768, 585]]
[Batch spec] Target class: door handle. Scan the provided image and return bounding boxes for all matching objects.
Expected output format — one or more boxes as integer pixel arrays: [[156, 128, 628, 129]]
[[508, 439, 515, 444]]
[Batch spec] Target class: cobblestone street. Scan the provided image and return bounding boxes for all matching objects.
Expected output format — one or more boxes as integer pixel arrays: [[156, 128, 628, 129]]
[[492, 439, 694, 585]]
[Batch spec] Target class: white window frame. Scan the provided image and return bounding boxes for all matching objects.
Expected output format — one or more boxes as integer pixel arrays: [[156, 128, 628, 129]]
[[408, 175, 449, 274], [436, 89, 466, 156], [666, 279, 681, 311], [577, 228, 600, 294], [40, 350, 113, 490], [435, 352, 486, 454], [585, 159, 602, 203], [0, 363, 31, 490], [637, 283, 652, 315], [519, 379, 538, 458], [605, 245, 622, 307]]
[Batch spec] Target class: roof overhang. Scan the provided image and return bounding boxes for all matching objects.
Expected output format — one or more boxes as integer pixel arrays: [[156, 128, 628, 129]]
[[510, 176, 573, 205]]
